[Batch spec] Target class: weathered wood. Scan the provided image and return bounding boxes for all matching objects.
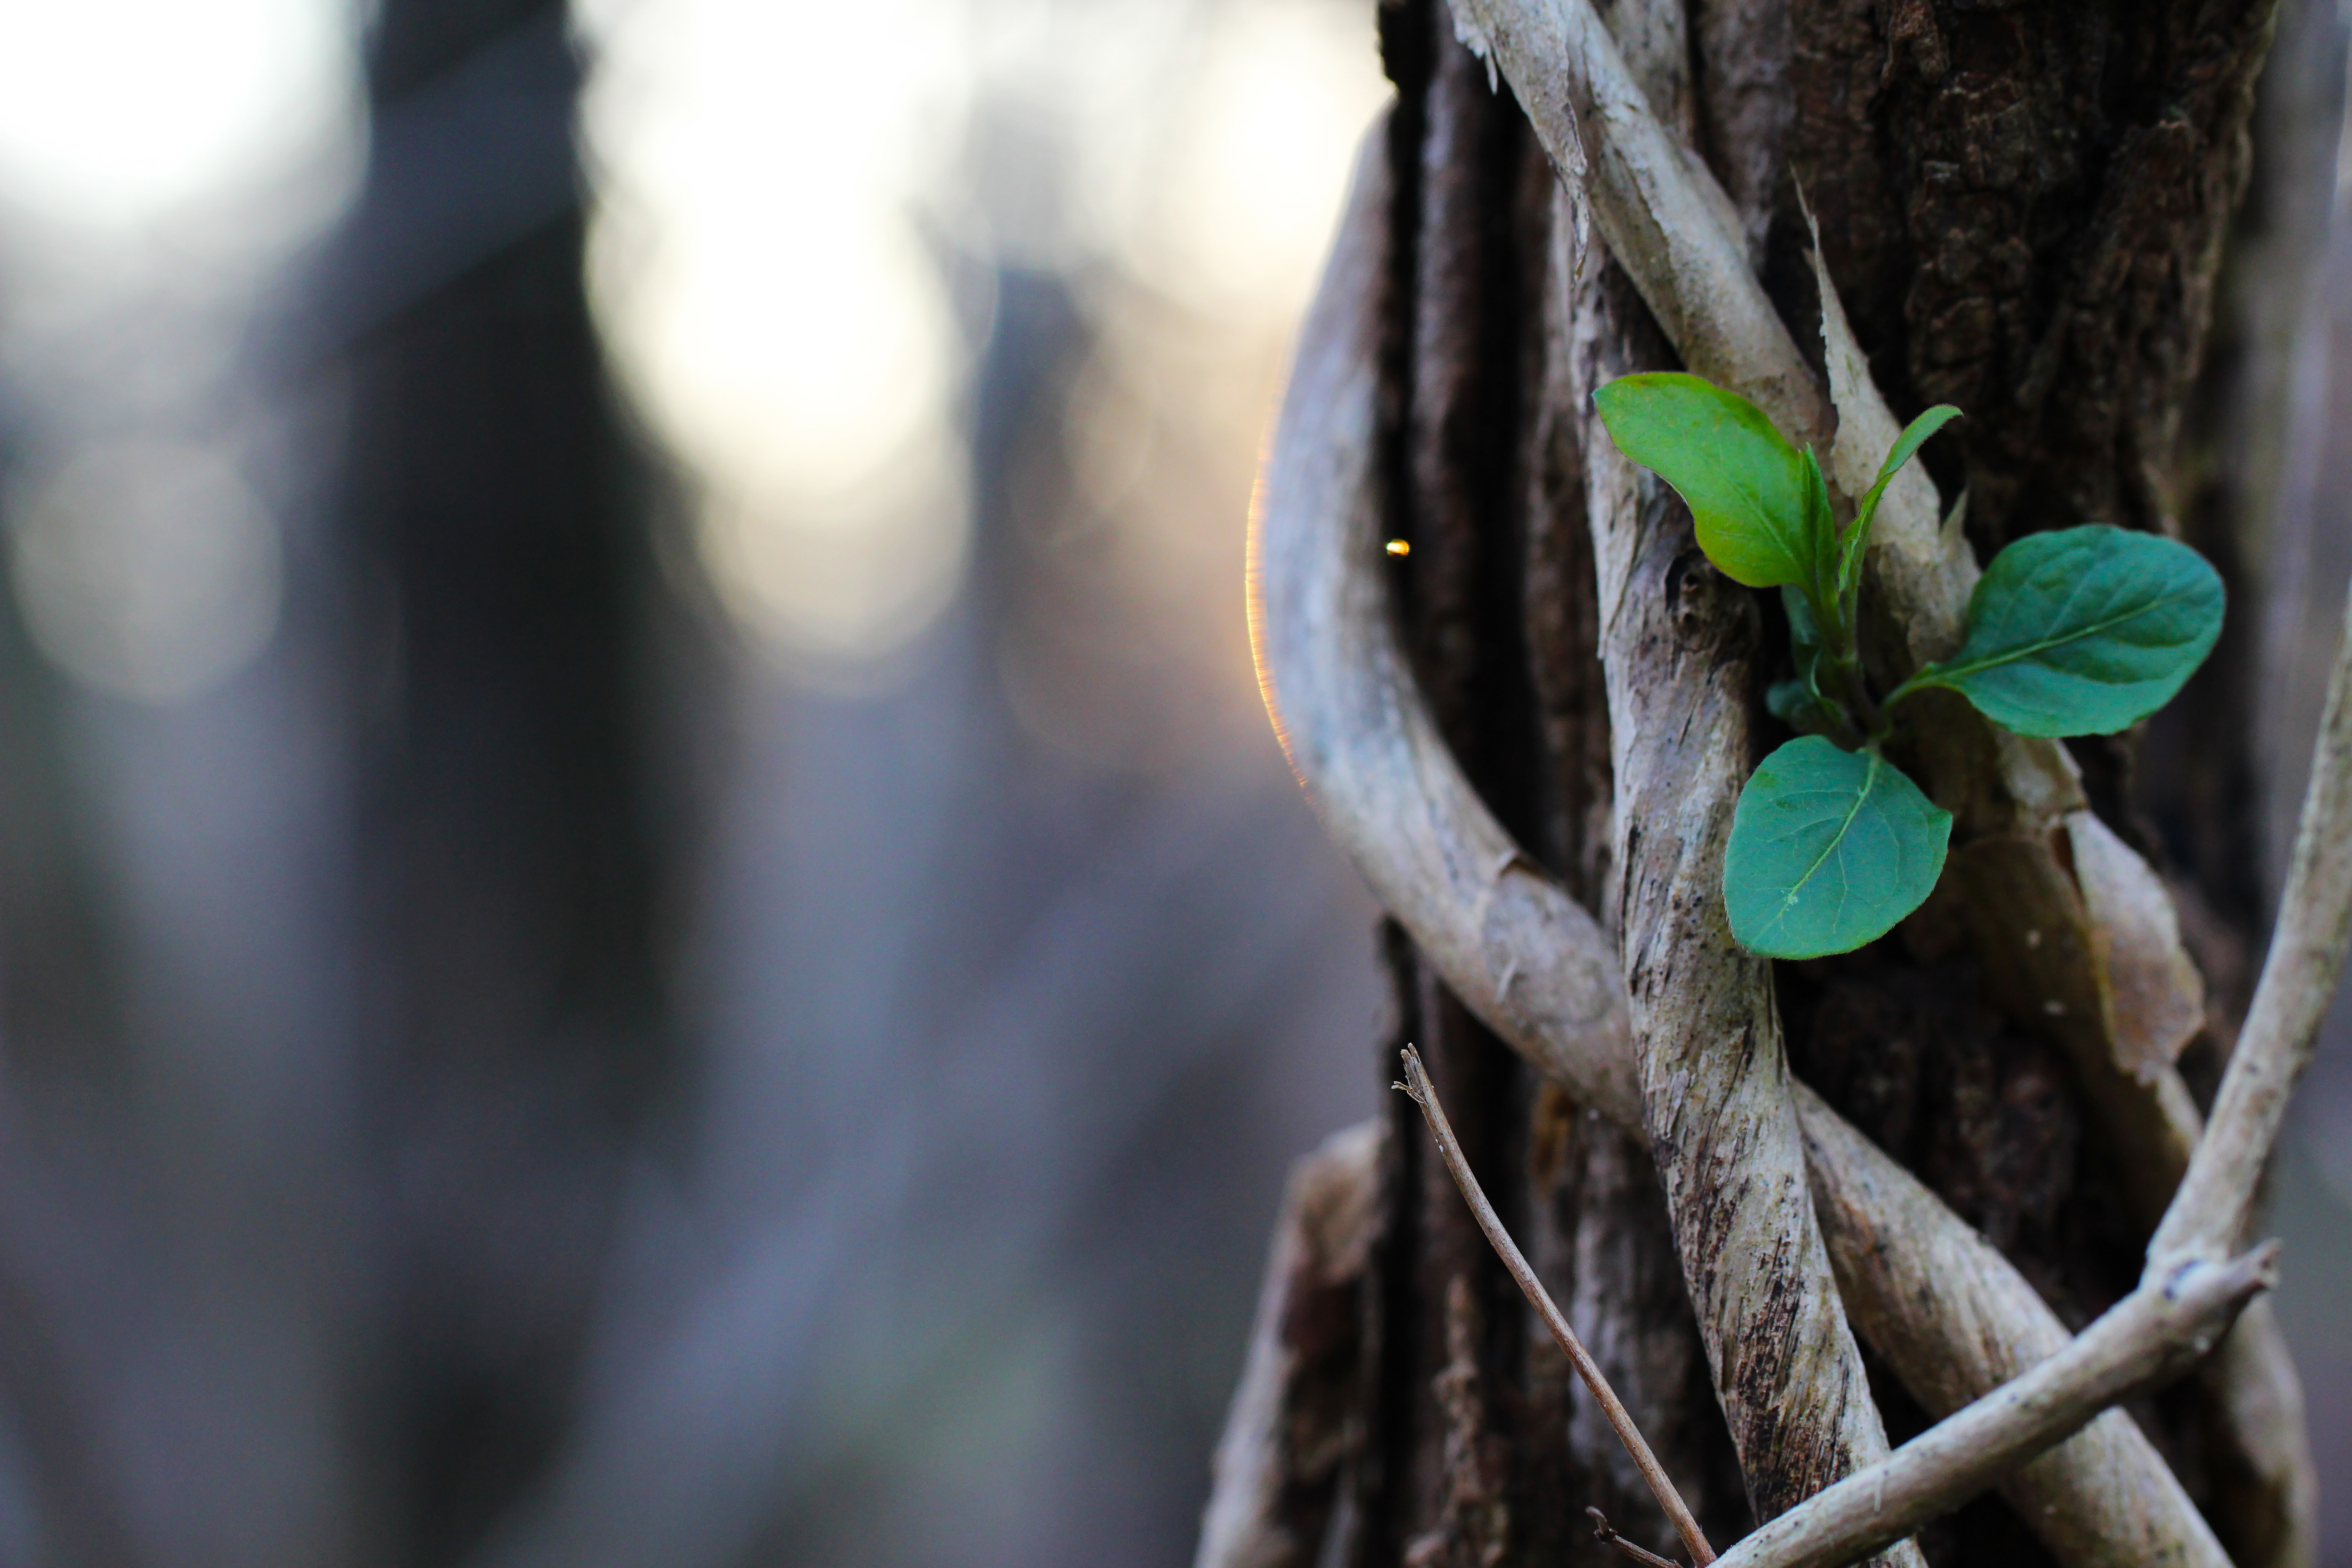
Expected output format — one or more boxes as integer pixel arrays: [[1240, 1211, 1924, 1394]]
[[1798, 1086, 2230, 1568], [1197, 1122, 1385, 1568], [1706, 1244, 2276, 1568], [1249, 116, 1640, 1132]]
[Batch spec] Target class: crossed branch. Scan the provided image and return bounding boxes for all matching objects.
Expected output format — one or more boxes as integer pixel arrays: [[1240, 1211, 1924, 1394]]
[[1246, 5, 2352, 1563]]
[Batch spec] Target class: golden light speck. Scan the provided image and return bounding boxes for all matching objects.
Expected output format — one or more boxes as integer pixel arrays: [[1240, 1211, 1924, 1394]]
[[1385, 539, 1411, 557]]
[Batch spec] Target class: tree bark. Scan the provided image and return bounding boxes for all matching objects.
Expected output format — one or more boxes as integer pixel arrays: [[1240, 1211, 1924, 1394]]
[[1205, 0, 2319, 1564]]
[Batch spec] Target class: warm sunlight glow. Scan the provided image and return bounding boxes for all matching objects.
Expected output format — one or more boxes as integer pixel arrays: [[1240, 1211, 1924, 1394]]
[[582, 0, 1387, 674], [582, 0, 972, 666]]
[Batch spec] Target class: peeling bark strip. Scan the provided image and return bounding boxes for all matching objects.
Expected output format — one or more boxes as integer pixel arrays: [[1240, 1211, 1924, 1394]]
[[1198, 1122, 1386, 1568], [1575, 257, 1916, 1563]]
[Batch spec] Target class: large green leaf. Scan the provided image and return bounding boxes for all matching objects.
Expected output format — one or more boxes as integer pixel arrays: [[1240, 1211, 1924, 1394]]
[[1902, 525, 2223, 738], [1594, 373, 1816, 591], [1725, 737, 1951, 959]]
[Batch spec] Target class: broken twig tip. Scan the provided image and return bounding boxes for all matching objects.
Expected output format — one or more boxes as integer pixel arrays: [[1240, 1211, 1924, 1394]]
[[1588, 1506, 1686, 1568], [1395, 1047, 1429, 1104]]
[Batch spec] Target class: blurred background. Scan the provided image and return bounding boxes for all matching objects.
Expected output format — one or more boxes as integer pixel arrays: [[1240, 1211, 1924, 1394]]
[[0, 0, 2339, 1565]]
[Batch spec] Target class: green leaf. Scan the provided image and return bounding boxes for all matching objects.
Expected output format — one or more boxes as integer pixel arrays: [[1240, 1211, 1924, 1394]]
[[1903, 525, 2224, 738], [1835, 404, 1962, 609], [1594, 373, 1814, 590], [1800, 444, 1835, 600], [1863, 405, 1963, 523], [1725, 737, 1952, 959]]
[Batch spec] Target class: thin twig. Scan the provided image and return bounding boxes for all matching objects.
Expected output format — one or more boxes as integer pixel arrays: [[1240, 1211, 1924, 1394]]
[[1591, 1507, 1687, 1568], [1706, 1245, 2277, 1568], [2153, 573, 2352, 1261], [1397, 1047, 1715, 1566]]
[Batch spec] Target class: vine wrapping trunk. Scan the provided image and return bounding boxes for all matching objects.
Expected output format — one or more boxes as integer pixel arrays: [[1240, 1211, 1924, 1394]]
[[1204, 0, 2322, 1564]]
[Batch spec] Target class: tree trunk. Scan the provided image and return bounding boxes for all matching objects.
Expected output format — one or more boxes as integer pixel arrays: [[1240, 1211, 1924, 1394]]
[[1203, 0, 2326, 1564], [334, 3, 676, 1558]]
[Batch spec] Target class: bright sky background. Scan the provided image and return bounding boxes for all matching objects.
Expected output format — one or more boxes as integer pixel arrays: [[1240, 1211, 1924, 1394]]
[[0, 0, 366, 703], [579, 0, 1390, 667], [0, 0, 362, 236], [0, 0, 1390, 688]]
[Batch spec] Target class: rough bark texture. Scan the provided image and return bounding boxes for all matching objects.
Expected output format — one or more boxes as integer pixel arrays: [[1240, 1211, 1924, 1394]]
[[1212, 0, 2310, 1564]]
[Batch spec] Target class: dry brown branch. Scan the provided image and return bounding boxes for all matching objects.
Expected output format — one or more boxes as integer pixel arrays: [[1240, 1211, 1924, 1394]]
[[1250, 118, 1642, 1130], [1795, 1085, 2231, 1568], [1397, 1046, 1716, 1567], [1251, 122, 2259, 1568], [1705, 1245, 2278, 1568]]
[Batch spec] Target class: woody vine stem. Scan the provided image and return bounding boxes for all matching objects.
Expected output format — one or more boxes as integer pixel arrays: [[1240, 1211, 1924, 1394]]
[[1242, 0, 2350, 1561]]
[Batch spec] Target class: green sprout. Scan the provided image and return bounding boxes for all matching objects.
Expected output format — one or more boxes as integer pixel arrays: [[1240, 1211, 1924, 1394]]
[[1594, 372, 2223, 960]]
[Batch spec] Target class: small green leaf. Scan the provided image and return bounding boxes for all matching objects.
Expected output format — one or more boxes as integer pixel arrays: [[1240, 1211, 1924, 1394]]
[[1864, 406, 1963, 522], [1903, 525, 2224, 738], [1835, 404, 1962, 609], [1594, 373, 1814, 590], [1800, 444, 1835, 598], [1725, 737, 1952, 959]]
